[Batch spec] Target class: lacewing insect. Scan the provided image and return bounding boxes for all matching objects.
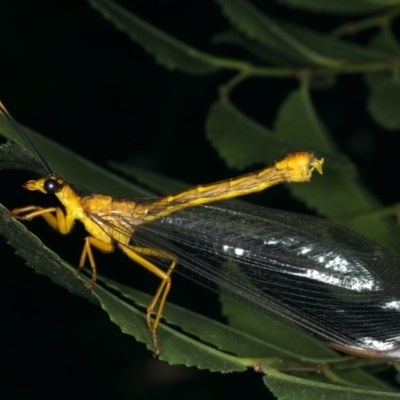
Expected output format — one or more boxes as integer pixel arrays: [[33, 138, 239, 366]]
[[2, 101, 400, 360]]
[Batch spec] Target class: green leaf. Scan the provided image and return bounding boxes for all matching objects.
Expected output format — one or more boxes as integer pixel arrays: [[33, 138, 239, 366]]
[[102, 278, 292, 362], [102, 279, 395, 390], [274, 88, 335, 153], [96, 279, 248, 372], [364, 30, 400, 91], [206, 98, 297, 169], [263, 364, 400, 399], [88, 0, 220, 75], [368, 77, 400, 130], [276, 0, 389, 14], [279, 19, 393, 63], [369, 28, 400, 55], [272, 87, 354, 168], [214, 0, 391, 66], [212, 30, 300, 66]]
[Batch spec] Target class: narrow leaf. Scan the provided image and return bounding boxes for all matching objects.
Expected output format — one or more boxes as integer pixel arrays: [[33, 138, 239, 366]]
[[368, 77, 400, 130], [215, 0, 391, 66], [279, 19, 393, 63], [276, 0, 389, 14], [95, 280, 248, 372], [364, 30, 400, 91], [263, 364, 400, 399], [88, 0, 220, 74], [102, 277, 285, 361]]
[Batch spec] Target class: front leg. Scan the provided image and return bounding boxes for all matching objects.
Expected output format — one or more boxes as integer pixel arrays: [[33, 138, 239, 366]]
[[11, 206, 72, 234]]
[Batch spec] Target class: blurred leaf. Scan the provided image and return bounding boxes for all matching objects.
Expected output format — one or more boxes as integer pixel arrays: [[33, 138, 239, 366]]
[[276, 0, 389, 14], [369, 27, 400, 54], [309, 74, 338, 90], [88, 0, 221, 74], [364, 30, 400, 90], [280, 18, 393, 62], [212, 30, 336, 90], [215, 0, 391, 66], [212, 30, 301, 66], [368, 77, 400, 130]]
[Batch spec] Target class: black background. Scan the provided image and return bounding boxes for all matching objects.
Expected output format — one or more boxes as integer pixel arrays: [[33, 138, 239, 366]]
[[0, 1, 399, 399]]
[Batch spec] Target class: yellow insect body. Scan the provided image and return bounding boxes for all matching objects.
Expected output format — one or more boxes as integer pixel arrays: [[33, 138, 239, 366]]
[[11, 152, 323, 354]]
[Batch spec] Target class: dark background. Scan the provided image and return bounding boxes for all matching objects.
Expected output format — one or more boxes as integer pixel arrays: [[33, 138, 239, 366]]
[[0, 1, 399, 399]]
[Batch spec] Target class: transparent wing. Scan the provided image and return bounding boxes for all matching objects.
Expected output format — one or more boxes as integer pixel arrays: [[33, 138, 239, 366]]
[[90, 201, 400, 357]]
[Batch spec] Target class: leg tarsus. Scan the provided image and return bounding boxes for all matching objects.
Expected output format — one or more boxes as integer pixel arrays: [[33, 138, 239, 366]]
[[118, 244, 177, 355], [79, 236, 113, 289]]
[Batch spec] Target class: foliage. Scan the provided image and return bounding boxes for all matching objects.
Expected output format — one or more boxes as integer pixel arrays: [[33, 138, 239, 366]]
[[1, 0, 400, 398]]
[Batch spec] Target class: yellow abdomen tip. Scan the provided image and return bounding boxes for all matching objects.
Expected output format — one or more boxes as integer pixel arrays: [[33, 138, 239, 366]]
[[275, 152, 324, 182]]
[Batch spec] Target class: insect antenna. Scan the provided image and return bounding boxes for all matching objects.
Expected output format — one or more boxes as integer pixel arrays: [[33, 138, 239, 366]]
[[0, 101, 53, 175]]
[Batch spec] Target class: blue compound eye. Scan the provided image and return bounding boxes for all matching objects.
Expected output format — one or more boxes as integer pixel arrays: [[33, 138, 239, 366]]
[[44, 177, 63, 194]]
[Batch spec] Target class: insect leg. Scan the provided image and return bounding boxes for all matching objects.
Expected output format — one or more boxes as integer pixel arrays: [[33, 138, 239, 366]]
[[11, 206, 71, 233], [130, 247, 177, 328], [79, 236, 114, 289], [117, 244, 177, 355]]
